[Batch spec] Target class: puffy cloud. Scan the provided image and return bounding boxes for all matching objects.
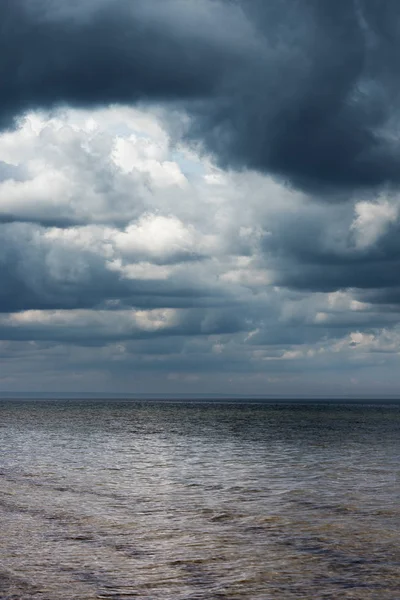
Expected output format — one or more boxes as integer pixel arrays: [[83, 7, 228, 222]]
[[5, 0, 400, 394], [1, 104, 400, 395], [351, 198, 398, 249]]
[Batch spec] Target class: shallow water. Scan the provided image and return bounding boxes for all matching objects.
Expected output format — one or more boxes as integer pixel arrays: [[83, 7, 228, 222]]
[[0, 400, 399, 599]]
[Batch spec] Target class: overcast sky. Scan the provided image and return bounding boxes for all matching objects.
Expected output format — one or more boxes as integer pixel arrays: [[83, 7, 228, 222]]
[[2, 0, 400, 397]]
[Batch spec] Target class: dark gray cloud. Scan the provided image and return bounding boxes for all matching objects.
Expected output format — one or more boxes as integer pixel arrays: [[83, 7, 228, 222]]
[[0, 223, 232, 313], [0, 306, 248, 344], [1, 0, 249, 119], [3, 3, 400, 396], [259, 199, 400, 294], [2, 0, 400, 193], [0, 213, 84, 228]]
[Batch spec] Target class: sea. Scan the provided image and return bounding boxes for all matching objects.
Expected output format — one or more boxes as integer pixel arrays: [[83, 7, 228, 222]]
[[0, 399, 399, 599]]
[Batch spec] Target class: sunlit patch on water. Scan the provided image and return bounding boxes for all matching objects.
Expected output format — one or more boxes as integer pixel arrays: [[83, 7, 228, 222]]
[[0, 400, 399, 599]]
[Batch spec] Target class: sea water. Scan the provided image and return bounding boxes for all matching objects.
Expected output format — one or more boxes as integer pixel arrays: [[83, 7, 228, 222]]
[[0, 400, 399, 599]]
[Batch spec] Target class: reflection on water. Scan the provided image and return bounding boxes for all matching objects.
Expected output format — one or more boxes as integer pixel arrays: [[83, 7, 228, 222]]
[[0, 400, 399, 599]]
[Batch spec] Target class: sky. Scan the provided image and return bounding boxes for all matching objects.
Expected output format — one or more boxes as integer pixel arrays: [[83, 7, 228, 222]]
[[1, 0, 400, 397]]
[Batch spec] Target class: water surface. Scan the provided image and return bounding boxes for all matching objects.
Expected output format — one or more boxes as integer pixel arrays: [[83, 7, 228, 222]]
[[0, 400, 399, 599]]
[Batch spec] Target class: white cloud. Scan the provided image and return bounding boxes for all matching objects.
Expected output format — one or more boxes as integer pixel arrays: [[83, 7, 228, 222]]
[[1, 105, 400, 394], [351, 198, 398, 248], [112, 214, 196, 260]]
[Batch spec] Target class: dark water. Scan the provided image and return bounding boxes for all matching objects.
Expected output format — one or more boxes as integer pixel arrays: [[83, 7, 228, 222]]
[[0, 400, 399, 599]]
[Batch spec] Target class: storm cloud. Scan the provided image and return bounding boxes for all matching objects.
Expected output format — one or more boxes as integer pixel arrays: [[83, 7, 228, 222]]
[[3, 3, 400, 396], [2, 0, 400, 193]]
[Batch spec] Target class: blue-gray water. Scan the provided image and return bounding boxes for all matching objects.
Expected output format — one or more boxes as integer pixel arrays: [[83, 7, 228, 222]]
[[0, 400, 399, 599]]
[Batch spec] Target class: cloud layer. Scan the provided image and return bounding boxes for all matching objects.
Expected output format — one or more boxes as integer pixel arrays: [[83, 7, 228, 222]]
[[2, 2, 400, 395], [0, 105, 400, 396], [3, 0, 400, 193]]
